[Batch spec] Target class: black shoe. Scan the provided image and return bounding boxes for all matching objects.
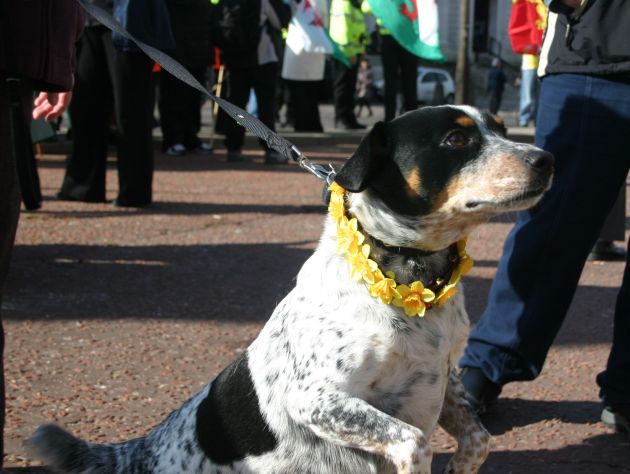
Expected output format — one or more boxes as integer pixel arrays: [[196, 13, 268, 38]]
[[460, 367, 502, 414], [601, 403, 630, 440], [588, 240, 626, 261]]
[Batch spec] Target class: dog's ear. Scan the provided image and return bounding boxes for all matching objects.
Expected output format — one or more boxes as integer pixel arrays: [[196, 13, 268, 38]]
[[334, 121, 388, 192]]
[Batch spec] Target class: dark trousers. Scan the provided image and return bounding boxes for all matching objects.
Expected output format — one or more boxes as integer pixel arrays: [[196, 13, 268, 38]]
[[333, 59, 358, 124], [488, 89, 503, 115], [380, 34, 417, 122], [60, 27, 155, 206], [224, 62, 277, 151], [461, 74, 630, 404], [60, 26, 115, 202], [113, 52, 155, 206], [159, 66, 205, 150], [0, 77, 32, 469], [286, 80, 323, 132]]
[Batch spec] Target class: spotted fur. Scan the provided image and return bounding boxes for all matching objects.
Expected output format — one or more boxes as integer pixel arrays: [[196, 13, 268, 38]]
[[28, 106, 553, 473]]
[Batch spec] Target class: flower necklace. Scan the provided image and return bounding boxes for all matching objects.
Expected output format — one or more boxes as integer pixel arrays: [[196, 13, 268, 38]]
[[328, 182, 474, 317]]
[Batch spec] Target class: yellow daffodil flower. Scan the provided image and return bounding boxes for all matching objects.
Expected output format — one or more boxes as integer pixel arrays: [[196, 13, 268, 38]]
[[348, 244, 378, 283], [393, 281, 436, 317], [329, 182, 345, 196], [435, 284, 458, 306], [369, 270, 401, 304], [337, 217, 364, 255], [459, 254, 474, 275], [328, 194, 345, 224]]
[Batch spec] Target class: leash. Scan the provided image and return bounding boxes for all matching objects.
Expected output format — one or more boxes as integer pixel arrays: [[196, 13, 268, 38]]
[[76, 0, 337, 186]]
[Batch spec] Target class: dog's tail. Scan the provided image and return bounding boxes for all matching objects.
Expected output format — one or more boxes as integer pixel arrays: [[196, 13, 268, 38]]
[[28, 424, 148, 474]]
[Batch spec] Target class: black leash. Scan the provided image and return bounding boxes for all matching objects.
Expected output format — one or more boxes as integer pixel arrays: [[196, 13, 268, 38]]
[[76, 0, 337, 185]]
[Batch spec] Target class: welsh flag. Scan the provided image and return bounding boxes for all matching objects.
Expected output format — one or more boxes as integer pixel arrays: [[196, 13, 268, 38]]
[[367, 0, 444, 61], [285, 0, 350, 67]]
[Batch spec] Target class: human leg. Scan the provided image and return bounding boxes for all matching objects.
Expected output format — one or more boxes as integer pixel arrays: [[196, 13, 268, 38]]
[[0, 77, 33, 469], [399, 45, 418, 114], [518, 68, 537, 126], [333, 59, 361, 128], [380, 35, 399, 122], [223, 66, 253, 157], [114, 51, 154, 207], [59, 27, 114, 202], [158, 69, 189, 152], [461, 75, 630, 400]]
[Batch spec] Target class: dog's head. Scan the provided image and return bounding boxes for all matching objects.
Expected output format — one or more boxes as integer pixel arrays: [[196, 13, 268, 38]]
[[335, 105, 554, 250]]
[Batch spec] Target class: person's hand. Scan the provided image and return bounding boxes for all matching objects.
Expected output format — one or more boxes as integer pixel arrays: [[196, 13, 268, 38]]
[[32, 91, 73, 122]]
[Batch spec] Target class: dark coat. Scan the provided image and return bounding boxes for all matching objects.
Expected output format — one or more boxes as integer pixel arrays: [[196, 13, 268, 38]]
[[113, 0, 176, 53], [164, 0, 213, 68], [542, 0, 630, 76], [0, 0, 85, 91]]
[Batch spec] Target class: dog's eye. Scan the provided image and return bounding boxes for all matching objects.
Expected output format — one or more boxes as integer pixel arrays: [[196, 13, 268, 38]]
[[443, 131, 469, 148]]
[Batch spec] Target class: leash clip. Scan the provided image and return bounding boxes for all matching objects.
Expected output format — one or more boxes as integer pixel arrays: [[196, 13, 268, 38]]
[[291, 146, 337, 186]]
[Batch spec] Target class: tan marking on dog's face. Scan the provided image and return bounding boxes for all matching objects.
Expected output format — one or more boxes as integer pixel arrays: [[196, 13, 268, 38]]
[[405, 167, 422, 199], [454, 116, 475, 128], [412, 149, 548, 250], [431, 152, 536, 217]]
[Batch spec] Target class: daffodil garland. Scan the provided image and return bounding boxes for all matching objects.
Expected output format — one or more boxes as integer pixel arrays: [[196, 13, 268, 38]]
[[328, 182, 474, 317]]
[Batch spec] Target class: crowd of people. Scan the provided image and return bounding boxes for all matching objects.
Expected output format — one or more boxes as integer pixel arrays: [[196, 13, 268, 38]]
[[0, 0, 629, 471]]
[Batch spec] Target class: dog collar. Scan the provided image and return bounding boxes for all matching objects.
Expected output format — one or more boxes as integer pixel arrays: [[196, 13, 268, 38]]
[[328, 182, 474, 317]]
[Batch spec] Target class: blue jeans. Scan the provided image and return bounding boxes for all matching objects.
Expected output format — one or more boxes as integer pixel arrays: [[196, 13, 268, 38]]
[[518, 68, 538, 126], [460, 74, 630, 404]]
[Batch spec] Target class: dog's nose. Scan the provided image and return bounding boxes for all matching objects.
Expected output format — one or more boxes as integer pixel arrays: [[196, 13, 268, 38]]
[[522, 150, 554, 171]]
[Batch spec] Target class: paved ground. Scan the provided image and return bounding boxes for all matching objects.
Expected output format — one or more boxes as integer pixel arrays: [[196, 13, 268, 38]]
[[2, 103, 629, 472]]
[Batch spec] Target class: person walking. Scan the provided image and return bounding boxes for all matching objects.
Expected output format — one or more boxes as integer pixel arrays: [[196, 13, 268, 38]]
[[459, 0, 630, 440], [329, 0, 367, 130], [0, 0, 84, 466]]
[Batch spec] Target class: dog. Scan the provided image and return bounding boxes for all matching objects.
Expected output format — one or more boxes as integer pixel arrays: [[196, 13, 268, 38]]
[[29, 105, 553, 474]]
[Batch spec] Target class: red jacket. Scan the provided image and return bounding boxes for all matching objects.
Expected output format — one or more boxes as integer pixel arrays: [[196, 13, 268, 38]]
[[0, 0, 85, 91]]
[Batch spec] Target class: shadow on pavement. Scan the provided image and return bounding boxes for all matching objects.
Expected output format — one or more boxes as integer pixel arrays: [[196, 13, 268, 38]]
[[482, 398, 602, 435], [5, 242, 312, 322], [31, 201, 326, 219], [433, 432, 630, 473]]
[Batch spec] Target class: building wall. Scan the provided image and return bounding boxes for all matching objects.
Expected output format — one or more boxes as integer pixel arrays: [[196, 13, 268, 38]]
[[437, 0, 520, 66]]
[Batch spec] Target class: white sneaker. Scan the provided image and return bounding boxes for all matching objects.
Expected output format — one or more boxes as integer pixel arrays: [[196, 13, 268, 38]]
[[165, 143, 186, 156]]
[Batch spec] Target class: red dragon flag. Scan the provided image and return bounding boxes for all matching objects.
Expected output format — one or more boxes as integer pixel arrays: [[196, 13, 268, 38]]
[[367, 0, 444, 61]]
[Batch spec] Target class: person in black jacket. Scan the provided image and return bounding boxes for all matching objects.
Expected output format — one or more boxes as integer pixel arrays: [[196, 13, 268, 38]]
[[159, 0, 213, 156], [0, 1, 84, 465], [460, 0, 630, 440]]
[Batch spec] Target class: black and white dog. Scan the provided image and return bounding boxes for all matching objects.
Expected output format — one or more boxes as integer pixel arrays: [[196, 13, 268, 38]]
[[29, 106, 553, 474]]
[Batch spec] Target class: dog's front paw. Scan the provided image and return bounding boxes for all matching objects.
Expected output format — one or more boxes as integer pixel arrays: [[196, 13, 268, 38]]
[[442, 430, 490, 474], [387, 436, 432, 474]]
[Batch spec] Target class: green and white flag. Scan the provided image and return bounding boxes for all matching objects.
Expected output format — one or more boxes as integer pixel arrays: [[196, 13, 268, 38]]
[[367, 0, 444, 61]]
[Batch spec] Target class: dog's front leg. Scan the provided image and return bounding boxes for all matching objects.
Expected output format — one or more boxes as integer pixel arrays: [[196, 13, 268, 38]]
[[289, 391, 432, 473], [438, 372, 490, 474]]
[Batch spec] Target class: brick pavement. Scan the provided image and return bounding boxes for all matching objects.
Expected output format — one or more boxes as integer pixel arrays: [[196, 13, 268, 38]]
[[2, 110, 629, 472]]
